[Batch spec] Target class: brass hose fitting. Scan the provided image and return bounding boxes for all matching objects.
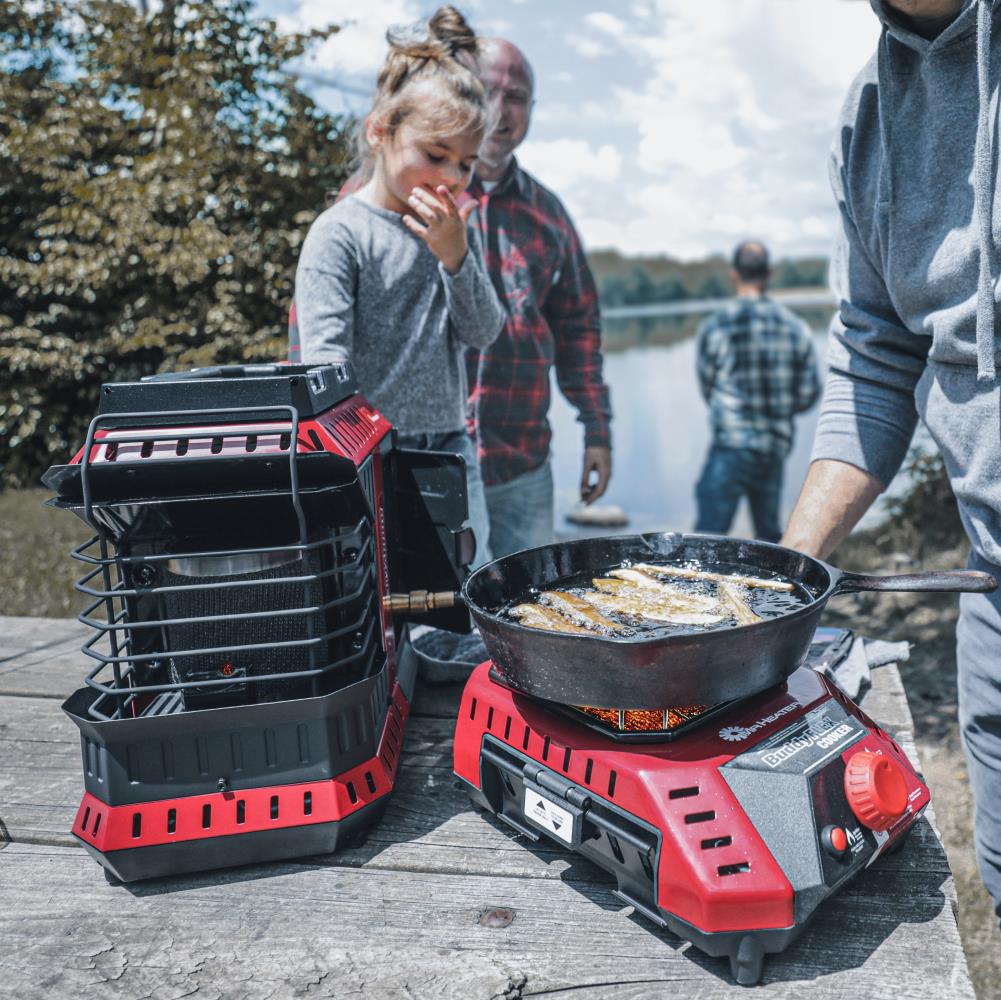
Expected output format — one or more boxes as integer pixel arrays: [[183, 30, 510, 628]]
[[382, 590, 461, 615]]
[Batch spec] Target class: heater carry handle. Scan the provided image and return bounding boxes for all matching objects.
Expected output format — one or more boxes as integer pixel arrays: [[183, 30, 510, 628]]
[[79, 404, 308, 543]]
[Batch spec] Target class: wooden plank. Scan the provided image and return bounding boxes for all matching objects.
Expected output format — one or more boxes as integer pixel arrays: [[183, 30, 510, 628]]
[[0, 841, 974, 999], [0, 615, 87, 699]]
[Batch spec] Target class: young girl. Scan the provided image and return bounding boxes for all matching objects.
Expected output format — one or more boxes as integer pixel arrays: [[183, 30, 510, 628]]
[[292, 5, 503, 568]]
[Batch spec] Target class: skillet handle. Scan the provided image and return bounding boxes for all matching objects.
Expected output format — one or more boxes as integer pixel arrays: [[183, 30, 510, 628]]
[[832, 570, 997, 596]]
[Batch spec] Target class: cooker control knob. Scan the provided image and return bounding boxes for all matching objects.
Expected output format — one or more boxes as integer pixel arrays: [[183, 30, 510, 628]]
[[844, 750, 908, 832]]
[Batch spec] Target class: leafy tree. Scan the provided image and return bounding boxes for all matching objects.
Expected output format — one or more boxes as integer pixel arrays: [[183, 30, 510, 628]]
[[656, 275, 688, 302], [696, 272, 729, 299], [0, 0, 352, 486]]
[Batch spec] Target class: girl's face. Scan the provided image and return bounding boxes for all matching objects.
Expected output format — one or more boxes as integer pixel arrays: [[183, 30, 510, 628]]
[[368, 118, 482, 215]]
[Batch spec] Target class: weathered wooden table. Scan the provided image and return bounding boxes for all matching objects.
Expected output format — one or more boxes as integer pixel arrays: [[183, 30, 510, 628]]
[[0, 615, 975, 998]]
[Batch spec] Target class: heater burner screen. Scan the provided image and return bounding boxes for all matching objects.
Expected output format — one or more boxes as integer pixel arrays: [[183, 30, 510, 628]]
[[161, 554, 321, 706]]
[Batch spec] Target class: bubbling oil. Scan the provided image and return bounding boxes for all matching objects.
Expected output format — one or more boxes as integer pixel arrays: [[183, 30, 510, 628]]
[[504, 559, 812, 638]]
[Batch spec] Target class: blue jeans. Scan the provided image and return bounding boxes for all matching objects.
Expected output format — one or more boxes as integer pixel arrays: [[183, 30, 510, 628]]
[[958, 548, 1001, 925], [396, 430, 492, 569], [484, 458, 554, 558], [694, 444, 784, 543]]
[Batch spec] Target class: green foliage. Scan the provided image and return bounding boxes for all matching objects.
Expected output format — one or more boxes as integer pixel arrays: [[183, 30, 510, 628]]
[[884, 447, 965, 554], [0, 0, 352, 486]]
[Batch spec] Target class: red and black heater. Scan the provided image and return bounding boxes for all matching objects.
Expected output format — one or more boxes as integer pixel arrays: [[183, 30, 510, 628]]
[[44, 363, 473, 882]]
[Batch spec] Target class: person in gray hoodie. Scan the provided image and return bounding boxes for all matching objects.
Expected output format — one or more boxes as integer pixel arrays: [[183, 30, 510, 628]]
[[782, 0, 1001, 923]]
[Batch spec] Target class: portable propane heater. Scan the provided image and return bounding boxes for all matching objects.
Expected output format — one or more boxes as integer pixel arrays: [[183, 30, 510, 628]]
[[44, 363, 473, 882], [452, 639, 930, 985]]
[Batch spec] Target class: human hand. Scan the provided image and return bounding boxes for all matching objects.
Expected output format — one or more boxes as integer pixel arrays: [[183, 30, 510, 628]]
[[403, 185, 476, 274], [580, 445, 612, 504]]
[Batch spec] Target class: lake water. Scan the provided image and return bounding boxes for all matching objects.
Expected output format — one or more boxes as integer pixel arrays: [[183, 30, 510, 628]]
[[547, 305, 907, 540]]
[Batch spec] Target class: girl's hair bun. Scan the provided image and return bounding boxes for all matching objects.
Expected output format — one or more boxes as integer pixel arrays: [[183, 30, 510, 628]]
[[427, 5, 478, 64]]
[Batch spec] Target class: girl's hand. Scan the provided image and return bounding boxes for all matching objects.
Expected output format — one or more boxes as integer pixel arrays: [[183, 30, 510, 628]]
[[403, 185, 477, 274]]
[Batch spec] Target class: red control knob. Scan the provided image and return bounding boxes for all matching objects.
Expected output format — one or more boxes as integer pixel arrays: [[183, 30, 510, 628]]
[[844, 750, 908, 831]]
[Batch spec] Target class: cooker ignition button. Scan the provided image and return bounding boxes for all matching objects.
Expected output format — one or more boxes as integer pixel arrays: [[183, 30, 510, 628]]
[[844, 750, 908, 832], [821, 824, 849, 857]]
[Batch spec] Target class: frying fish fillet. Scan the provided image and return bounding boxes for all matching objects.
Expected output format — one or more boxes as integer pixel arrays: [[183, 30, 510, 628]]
[[598, 573, 718, 613], [718, 580, 763, 625], [579, 590, 724, 627], [512, 603, 593, 635], [632, 562, 794, 593], [539, 590, 621, 631]]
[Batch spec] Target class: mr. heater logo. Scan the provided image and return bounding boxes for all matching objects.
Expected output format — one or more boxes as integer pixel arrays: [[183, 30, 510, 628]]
[[718, 701, 801, 742]]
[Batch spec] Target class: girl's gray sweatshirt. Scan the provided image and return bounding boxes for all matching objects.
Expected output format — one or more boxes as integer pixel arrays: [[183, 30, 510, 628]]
[[814, 0, 1001, 565], [293, 195, 504, 435]]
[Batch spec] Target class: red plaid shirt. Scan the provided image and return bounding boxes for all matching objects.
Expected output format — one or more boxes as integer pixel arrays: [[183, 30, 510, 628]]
[[465, 160, 611, 486]]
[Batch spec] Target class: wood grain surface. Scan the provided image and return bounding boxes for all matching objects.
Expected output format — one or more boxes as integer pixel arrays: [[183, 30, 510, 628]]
[[0, 615, 975, 998]]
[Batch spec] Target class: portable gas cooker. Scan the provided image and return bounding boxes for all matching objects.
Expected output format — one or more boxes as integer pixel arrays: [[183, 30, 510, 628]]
[[452, 637, 929, 986], [43, 363, 475, 882]]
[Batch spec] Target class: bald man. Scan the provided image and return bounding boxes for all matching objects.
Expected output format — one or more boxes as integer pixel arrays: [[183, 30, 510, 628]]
[[694, 239, 820, 542], [463, 39, 612, 557]]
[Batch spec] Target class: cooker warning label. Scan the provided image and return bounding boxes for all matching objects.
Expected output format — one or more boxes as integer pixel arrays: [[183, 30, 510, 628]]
[[524, 788, 575, 845], [723, 702, 867, 775]]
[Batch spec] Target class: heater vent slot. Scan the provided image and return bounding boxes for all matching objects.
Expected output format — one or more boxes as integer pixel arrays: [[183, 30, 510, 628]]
[[322, 398, 384, 462], [701, 835, 732, 850], [669, 786, 699, 800], [684, 810, 716, 825], [718, 862, 751, 876]]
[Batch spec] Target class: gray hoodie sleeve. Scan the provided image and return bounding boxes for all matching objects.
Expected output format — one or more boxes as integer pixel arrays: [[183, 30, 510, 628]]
[[293, 217, 358, 365], [438, 223, 505, 349], [811, 149, 931, 487]]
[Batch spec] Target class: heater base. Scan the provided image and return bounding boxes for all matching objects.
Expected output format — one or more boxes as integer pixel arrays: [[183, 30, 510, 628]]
[[76, 795, 389, 883]]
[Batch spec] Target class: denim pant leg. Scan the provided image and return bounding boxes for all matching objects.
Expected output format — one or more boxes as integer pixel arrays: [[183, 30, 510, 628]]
[[957, 549, 1001, 925], [694, 446, 743, 535], [484, 458, 554, 558], [746, 453, 784, 543], [396, 430, 492, 569]]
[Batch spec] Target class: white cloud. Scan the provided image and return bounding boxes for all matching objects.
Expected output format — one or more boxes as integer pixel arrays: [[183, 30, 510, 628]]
[[566, 33, 612, 59], [585, 11, 628, 39], [518, 138, 622, 192], [280, 0, 422, 78], [564, 0, 880, 257]]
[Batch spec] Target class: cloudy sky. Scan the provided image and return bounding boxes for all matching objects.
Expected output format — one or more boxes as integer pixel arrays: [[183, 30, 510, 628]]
[[263, 0, 882, 260]]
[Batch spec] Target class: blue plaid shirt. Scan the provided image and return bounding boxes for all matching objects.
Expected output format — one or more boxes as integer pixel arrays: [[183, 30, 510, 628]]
[[696, 295, 821, 457]]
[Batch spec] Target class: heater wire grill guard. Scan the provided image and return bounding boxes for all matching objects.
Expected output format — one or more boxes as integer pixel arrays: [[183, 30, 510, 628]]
[[60, 399, 388, 722], [73, 517, 383, 721]]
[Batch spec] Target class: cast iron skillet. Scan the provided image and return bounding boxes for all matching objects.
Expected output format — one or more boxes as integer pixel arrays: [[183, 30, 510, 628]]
[[461, 532, 996, 709]]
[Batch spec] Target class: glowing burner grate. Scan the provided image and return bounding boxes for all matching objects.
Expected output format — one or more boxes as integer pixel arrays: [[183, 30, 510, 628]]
[[576, 704, 713, 733]]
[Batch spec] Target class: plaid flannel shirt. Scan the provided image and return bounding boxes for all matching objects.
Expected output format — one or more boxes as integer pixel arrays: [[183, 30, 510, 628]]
[[696, 295, 820, 458], [464, 159, 611, 486]]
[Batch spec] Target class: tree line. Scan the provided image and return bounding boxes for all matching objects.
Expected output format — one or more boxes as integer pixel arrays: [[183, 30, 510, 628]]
[[0, 0, 351, 487], [590, 252, 829, 309]]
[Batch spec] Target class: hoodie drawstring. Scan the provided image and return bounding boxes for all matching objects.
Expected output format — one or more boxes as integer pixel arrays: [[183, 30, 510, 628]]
[[974, 0, 997, 381]]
